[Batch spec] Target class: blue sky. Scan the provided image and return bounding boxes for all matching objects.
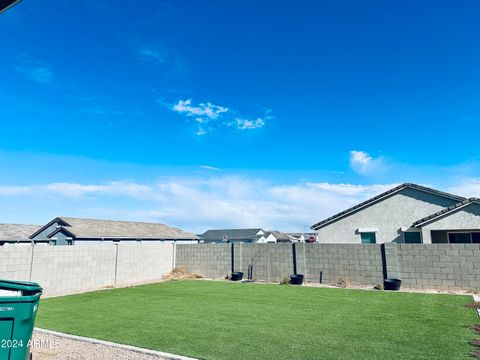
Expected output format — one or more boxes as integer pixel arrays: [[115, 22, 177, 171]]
[[1, 1, 480, 231]]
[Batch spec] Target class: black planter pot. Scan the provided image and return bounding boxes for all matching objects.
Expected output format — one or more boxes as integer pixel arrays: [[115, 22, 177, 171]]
[[290, 274, 304, 285], [384, 278, 402, 291], [230, 272, 244, 281]]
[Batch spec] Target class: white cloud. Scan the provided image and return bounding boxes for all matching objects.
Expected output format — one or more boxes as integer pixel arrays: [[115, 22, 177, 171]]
[[165, 98, 271, 135], [447, 178, 480, 198], [172, 99, 229, 120], [235, 118, 265, 130], [200, 165, 221, 171], [307, 182, 395, 196], [0, 178, 397, 232], [349, 150, 387, 176]]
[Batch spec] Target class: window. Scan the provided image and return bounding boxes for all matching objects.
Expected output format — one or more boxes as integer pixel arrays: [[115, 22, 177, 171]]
[[404, 232, 422, 244], [360, 232, 376, 244], [66, 239, 73, 246], [448, 232, 480, 244], [49, 239, 57, 246], [472, 233, 480, 244]]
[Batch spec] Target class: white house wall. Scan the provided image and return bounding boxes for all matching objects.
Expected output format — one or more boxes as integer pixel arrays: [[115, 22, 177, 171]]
[[316, 188, 458, 244]]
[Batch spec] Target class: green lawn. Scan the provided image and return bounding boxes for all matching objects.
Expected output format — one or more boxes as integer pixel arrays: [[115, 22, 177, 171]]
[[36, 280, 478, 360]]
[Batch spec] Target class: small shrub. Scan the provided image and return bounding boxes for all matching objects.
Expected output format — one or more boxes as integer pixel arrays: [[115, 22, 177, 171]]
[[163, 266, 202, 281], [279, 277, 290, 285], [374, 283, 384, 290], [465, 301, 480, 309], [337, 278, 350, 288]]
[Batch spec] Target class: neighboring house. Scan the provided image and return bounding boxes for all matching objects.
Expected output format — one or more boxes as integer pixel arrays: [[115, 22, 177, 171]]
[[199, 229, 264, 243], [29, 217, 198, 245], [311, 183, 480, 244], [0, 223, 42, 245], [259, 231, 297, 243], [286, 233, 317, 243]]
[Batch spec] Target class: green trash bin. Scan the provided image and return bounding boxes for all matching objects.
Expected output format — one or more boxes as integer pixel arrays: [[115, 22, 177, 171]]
[[0, 279, 43, 360]]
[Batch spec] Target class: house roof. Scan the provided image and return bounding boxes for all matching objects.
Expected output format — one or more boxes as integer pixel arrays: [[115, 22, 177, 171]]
[[311, 183, 466, 230], [0, 223, 41, 241], [412, 198, 480, 227], [263, 231, 294, 241], [31, 217, 198, 240], [200, 228, 263, 241]]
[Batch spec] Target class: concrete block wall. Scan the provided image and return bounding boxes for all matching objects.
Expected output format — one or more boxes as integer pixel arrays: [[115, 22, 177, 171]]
[[175, 243, 480, 291], [115, 243, 174, 285], [0, 246, 33, 281], [175, 243, 231, 279], [0, 244, 174, 297], [234, 243, 293, 283], [31, 245, 117, 296], [395, 244, 480, 290], [299, 243, 384, 285]]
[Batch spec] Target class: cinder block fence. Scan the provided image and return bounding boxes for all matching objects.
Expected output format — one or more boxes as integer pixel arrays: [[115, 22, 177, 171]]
[[0, 243, 174, 296], [176, 243, 480, 291], [0, 243, 479, 295]]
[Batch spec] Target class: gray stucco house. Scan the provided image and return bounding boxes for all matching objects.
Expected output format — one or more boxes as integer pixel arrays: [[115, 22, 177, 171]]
[[311, 183, 480, 244], [30, 217, 198, 245]]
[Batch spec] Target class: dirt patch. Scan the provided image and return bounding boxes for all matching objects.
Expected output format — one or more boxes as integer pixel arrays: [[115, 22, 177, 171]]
[[465, 301, 480, 309]]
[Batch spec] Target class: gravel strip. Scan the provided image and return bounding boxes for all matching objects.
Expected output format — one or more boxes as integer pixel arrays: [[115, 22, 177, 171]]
[[31, 331, 167, 360]]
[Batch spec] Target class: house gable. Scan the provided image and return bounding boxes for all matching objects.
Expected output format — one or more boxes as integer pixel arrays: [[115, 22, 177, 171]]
[[415, 200, 480, 230], [29, 217, 70, 240], [314, 186, 462, 244], [311, 183, 464, 230]]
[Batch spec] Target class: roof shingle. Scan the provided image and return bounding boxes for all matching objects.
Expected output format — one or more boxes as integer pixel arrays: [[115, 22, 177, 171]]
[[43, 217, 197, 240], [0, 224, 41, 240]]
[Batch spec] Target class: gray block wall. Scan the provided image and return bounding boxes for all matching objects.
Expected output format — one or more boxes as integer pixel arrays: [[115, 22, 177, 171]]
[[176, 243, 480, 291], [175, 243, 231, 279], [394, 244, 480, 290], [0, 246, 33, 281], [0, 244, 174, 297], [2, 243, 479, 295], [300, 243, 384, 285], [234, 243, 293, 283], [115, 243, 174, 285]]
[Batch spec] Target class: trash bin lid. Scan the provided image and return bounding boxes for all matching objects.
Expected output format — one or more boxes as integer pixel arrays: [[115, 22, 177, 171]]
[[0, 279, 43, 293]]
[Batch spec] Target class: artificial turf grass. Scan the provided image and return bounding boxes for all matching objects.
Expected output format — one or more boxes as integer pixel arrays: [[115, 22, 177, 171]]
[[36, 280, 478, 360]]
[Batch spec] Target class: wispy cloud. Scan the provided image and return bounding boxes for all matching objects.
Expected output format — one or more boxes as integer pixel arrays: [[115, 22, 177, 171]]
[[16, 65, 53, 84], [172, 99, 229, 120], [164, 98, 271, 135], [138, 47, 167, 64], [236, 118, 265, 130], [81, 106, 125, 117], [200, 165, 221, 171], [349, 150, 387, 176], [14, 54, 54, 84], [448, 178, 480, 198], [136, 44, 189, 80], [0, 178, 398, 232]]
